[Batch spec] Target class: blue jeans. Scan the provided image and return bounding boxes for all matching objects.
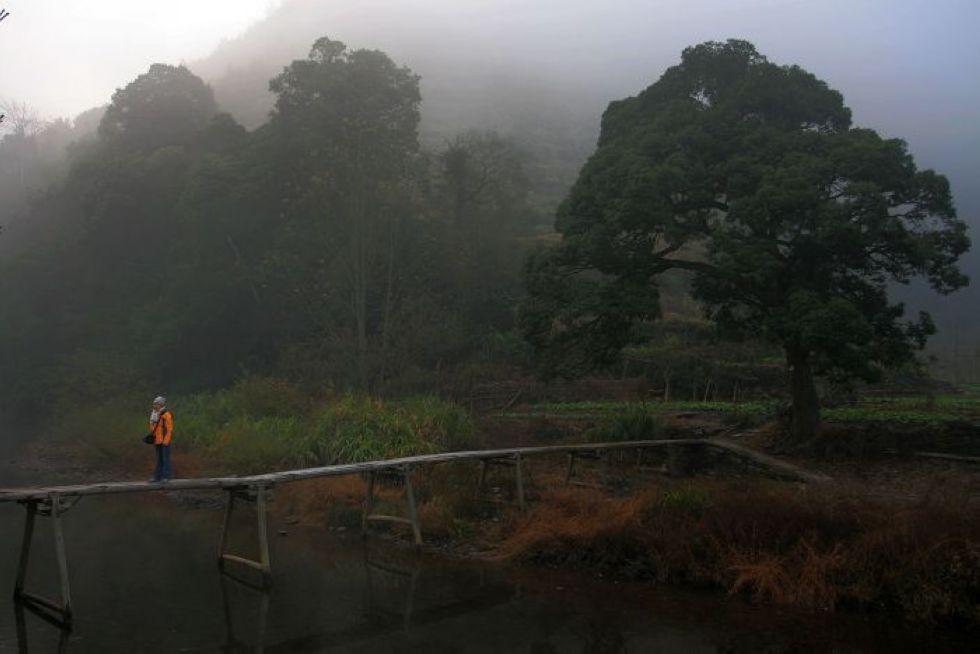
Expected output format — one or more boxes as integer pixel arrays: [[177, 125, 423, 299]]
[[153, 444, 173, 481]]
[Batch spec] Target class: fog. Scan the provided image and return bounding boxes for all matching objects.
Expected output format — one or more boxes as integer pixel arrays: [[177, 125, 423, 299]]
[[2, 0, 979, 357]]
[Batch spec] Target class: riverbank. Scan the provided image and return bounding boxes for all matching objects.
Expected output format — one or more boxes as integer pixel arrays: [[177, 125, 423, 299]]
[[13, 426, 979, 630], [5, 485, 974, 654], [7, 379, 976, 629]]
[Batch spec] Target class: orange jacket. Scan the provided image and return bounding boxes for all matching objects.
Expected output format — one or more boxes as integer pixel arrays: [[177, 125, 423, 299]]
[[151, 410, 173, 446]]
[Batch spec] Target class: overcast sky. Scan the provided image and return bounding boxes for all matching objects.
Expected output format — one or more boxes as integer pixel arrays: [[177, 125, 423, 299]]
[[0, 1, 977, 200], [0, 0, 275, 117], [4, 1, 974, 200], [1, 1, 977, 125]]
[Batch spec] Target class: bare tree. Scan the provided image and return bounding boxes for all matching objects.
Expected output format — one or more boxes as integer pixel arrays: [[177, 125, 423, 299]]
[[0, 98, 43, 138], [0, 99, 46, 191]]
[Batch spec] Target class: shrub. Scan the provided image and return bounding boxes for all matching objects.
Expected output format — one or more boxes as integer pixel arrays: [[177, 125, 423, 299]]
[[211, 415, 307, 474], [302, 394, 474, 465], [586, 404, 661, 443]]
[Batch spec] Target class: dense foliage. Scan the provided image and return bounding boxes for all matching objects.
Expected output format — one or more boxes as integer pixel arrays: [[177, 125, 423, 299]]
[[521, 40, 969, 442], [0, 42, 536, 422]]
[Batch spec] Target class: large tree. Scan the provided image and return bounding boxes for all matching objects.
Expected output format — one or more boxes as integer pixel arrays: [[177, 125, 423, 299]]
[[267, 38, 422, 391], [521, 40, 969, 443], [99, 64, 217, 152]]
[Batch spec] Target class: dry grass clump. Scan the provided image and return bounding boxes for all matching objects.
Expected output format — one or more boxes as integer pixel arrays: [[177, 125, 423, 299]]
[[496, 479, 980, 625], [495, 488, 657, 575], [276, 476, 372, 528]]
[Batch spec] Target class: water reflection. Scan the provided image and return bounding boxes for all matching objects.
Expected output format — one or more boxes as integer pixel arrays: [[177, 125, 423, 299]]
[[361, 541, 421, 630], [1, 489, 974, 653], [211, 542, 517, 653], [220, 570, 270, 653], [13, 597, 70, 654]]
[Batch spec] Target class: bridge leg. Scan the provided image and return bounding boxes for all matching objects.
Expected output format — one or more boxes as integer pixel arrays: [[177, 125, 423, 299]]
[[218, 490, 236, 568], [362, 467, 423, 547], [477, 460, 489, 489], [403, 466, 423, 547], [255, 487, 271, 582], [13, 495, 73, 627], [477, 456, 528, 511], [50, 495, 72, 623], [514, 455, 526, 512], [361, 471, 376, 537], [14, 501, 37, 598], [564, 452, 576, 485], [217, 486, 272, 584]]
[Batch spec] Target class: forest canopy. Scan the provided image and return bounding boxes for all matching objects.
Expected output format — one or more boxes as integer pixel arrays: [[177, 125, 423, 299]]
[[0, 41, 537, 420]]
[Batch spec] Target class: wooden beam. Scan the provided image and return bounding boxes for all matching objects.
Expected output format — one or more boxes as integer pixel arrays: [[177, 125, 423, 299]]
[[0, 439, 831, 504], [0, 439, 724, 502]]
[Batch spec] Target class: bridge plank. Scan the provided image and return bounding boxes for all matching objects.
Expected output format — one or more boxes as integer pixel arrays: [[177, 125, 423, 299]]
[[0, 438, 826, 503]]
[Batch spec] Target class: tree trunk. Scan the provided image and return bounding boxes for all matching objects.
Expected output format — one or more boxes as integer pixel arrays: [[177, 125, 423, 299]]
[[378, 210, 399, 391], [786, 347, 819, 443]]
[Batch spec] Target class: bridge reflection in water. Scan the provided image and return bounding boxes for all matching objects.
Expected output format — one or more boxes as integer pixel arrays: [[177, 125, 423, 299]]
[[14, 540, 518, 654]]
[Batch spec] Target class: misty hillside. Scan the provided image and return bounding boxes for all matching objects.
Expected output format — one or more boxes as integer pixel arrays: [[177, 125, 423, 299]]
[[0, 1, 976, 424], [190, 0, 616, 214], [187, 0, 979, 366]]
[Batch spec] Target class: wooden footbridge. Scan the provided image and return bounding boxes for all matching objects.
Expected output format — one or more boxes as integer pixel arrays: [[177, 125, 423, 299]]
[[0, 438, 827, 626]]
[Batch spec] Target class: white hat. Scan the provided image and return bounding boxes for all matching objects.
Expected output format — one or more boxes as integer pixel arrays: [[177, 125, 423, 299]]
[[153, 396, 166, 405]]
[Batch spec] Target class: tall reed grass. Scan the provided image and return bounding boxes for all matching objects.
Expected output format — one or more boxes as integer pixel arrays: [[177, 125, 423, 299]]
[[496, 481, 980, 625]]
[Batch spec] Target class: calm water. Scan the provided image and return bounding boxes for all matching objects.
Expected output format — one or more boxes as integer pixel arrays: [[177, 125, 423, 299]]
[[0, 449, 974, 653]]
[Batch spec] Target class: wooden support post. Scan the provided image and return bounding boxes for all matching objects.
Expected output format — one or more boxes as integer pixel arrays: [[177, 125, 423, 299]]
[[514, 454, 526, 512], [402, 466, 423, 547], [362, 471, 376, 537], [12, 495, 73, 627], [478, 460, 489, 489], [564, 450, 606, 489], [220, 565, 271, 652], [14, 597, 72, 654], [476, 456, 528, 510], [404, 558, 421, 629], [255, 486, 271, 582], [14, 501, 36, 598], [50, 495, 72, 623], [217, 485, 272, 584], [218, 490, 235, 568], [361, 541, 422, 629], [362, 467, 423, 546], [14, 597, 27, 654]]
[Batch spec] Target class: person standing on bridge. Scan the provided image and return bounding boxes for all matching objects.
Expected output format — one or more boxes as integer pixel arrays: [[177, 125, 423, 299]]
[[149, 396, 174, 482]]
